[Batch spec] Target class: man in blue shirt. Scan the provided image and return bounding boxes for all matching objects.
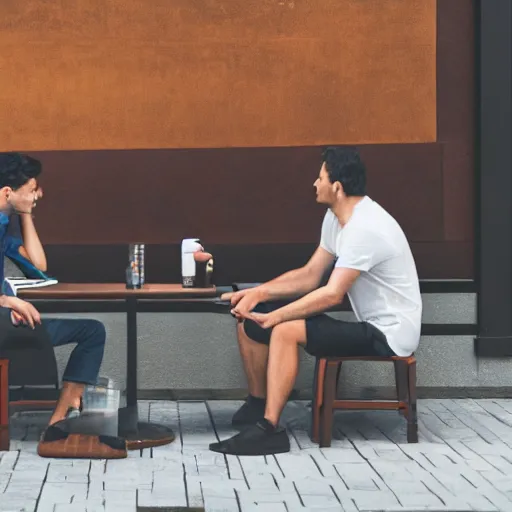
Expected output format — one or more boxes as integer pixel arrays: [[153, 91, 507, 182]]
[[0, 153, 106, 426]]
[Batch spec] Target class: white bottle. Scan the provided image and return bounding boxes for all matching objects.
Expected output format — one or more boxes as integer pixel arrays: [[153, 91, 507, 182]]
[[181, 238, 203, 287]]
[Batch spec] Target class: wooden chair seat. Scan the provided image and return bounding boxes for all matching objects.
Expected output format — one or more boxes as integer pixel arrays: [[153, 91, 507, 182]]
[[311, 354, 418, 447]]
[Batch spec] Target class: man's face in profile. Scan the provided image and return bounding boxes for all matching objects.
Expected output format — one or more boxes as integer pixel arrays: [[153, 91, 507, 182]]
[[8, 178, 38, 214], [313, 163, 335, 206]]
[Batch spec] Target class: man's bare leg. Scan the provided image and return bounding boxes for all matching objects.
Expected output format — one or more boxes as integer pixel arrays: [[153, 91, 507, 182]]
[[210, 320, 304, 455], [237, 321, 269, 398], [48, 382, 85, 425], [264, 320, 307, 426]]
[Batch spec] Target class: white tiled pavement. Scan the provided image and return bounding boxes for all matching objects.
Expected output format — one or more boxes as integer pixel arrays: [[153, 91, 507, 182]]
[[2, 399, 512, 511]]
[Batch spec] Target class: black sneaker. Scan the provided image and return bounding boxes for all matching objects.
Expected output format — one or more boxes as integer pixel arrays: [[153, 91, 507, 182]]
[[209, 420, 290, 456], [232, 396, 266, 429]]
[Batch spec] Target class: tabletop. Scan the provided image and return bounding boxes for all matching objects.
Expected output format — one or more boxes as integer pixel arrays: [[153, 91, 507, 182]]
[[19, 283, 220, 300]]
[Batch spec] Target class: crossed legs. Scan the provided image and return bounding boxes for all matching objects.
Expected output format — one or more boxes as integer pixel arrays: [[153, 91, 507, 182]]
[[43, 318, 106, 425]]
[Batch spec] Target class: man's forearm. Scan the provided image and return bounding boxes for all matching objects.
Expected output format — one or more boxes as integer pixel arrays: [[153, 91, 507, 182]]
[[257, 267, 319, 301], [20, 214, 47, 271], [274, 286, 342, 323]]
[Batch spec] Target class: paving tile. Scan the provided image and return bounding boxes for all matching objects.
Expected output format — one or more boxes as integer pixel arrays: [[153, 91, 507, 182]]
[[5, 399, 512, 511]]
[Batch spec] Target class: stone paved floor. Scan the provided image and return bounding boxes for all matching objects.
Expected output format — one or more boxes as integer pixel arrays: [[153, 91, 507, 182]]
[[2, 399, 512, 511]]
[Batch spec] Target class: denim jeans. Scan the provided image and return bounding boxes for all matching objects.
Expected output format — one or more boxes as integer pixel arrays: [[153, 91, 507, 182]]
[[42, 318, 106, 386]]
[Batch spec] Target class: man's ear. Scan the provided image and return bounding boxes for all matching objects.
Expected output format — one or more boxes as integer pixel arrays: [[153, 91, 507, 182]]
[[0, 186, 13, 204], [333, 181, 344, 196]]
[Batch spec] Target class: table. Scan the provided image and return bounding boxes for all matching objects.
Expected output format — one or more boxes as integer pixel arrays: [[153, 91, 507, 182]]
[[20, 283, 233, 449]]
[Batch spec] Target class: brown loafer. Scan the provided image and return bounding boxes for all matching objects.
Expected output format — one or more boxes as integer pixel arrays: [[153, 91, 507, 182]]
[[38, 425, 127, 459]]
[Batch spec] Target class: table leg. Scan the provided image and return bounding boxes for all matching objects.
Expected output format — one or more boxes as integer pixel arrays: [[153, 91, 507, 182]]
[[126, 296, 138, 408], [55, 296, 175, 450], [117, 296, 175, 449]]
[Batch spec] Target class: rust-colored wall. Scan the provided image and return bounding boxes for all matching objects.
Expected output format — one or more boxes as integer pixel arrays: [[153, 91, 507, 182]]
[[0, 0, 436, 150]]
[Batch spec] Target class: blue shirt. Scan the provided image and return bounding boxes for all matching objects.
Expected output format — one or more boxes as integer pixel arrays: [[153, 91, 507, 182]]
[[1, 211, 51, 320], [0, 212, 22, 286], [0, 212, 49, 287], [0, 211, 18, 319]]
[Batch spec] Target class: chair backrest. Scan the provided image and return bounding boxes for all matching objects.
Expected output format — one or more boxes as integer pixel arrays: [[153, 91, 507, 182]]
[[0, 315, 59, 388]]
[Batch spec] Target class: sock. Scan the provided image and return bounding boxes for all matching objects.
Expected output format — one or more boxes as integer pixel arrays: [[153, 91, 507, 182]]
[[259, 418, 276, 432], [248, 394, 266, 407]]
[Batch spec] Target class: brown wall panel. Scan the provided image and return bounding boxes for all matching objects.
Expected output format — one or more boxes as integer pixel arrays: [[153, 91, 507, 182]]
[[410, 241, 473, 280], [32, 144, 443, 246], [441, 142, 474, 243], [0, 0, 436, 150], [362, 144, 444, 242], [437, 0, 475, 242]]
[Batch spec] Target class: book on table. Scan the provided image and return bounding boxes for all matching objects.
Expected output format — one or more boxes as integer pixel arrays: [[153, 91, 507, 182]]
[[2, 277, 59, 297]]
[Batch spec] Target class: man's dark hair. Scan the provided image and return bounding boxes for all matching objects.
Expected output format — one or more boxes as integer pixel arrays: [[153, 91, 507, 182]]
[[0, 152, 42, 190], [321, 146, 366, 196]]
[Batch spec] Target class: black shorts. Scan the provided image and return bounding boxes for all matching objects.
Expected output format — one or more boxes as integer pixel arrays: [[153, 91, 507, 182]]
[[243, 301, 396, 358]]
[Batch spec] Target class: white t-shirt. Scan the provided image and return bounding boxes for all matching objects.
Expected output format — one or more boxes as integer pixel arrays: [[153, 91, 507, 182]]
[[320, 196, 422, 356]]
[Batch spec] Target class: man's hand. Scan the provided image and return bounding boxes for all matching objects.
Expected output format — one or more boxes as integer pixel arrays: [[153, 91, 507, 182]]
[[0, 295, 41, 329], [11, 310, 25, 326], [221, 289, 249, 306], [246, 311, 282, 330], [231, 289, 266, 320], [221, 288, 266, 320], [29, 186, 43, 212]]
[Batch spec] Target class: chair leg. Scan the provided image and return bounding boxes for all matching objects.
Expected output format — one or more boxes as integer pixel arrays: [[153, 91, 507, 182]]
[[311, 358, 326, 443], [0, 428, 8, 451], [320, 361, 339, 448], [394, 360, 408, 416], [335, 362, 342, 384], [406, 360, 418, 443]]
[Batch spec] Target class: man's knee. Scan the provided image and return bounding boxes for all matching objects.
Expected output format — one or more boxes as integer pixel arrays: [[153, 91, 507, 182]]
[[242, 319, 271, 346], [270, 321, 306, 345], [83, 319, 106, 346]]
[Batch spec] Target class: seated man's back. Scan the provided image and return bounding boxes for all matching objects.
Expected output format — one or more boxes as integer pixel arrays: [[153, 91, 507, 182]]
[[322, 196, 422, 356]]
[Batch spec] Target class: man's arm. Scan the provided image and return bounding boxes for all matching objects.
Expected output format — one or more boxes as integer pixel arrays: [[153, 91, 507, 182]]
[[226, 246, 335, 319], [19, 214, 47, 271], [0, 294, 42, 328], [247, 267, 360, 327], [248, 226, 392, 327], [256, 247, 336, 301]]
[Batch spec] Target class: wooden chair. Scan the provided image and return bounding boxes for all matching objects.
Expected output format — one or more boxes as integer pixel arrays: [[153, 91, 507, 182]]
[[311, 355, 418, 447], [0, 318, 59, 451]]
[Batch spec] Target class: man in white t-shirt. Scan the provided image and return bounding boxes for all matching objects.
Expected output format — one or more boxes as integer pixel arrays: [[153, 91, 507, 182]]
[[210, 146, 422, 456]]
